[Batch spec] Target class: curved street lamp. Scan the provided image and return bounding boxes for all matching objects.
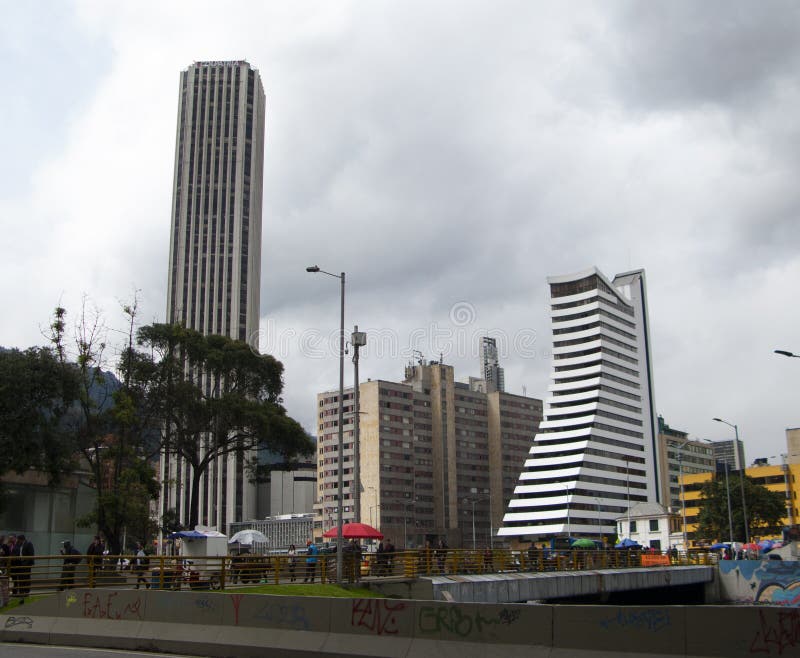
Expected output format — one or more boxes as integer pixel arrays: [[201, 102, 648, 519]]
[[774, 349, 799, 358], [307, 265, 345, 583]]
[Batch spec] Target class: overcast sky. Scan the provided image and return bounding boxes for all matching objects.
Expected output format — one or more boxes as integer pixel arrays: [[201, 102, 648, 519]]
[[2, 0, 799, 463]]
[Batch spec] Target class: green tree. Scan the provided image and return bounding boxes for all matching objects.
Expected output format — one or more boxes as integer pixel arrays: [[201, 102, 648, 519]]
[[695, 473, 786, 542], [0, 345, 79, 510], [50, 301, 159, 553], [129, 323, 313, 529]]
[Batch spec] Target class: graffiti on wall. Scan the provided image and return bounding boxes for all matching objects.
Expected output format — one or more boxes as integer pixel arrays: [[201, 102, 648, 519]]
[[720, 561, 800, 607], [749, 608, 800, 655]]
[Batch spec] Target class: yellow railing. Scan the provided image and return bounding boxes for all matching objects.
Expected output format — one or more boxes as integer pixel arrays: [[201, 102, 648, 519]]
[[0, 548, 716, 601]]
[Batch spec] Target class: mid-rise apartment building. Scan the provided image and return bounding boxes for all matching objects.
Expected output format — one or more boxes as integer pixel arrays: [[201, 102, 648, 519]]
[[708, 438, 746, 472], [315, 362, 542, 547], [656, 416, 716, 511]]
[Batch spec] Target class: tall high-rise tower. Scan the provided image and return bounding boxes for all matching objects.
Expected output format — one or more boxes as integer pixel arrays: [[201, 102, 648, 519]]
[[163, 61, 266, 531], [499, 267, 659, 541], [479, 336, 505, 393]]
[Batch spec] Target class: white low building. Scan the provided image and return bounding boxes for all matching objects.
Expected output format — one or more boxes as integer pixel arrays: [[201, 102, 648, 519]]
[[616, 502, 683, 551]]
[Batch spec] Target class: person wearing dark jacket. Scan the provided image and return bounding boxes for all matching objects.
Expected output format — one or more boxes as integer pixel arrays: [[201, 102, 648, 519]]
[[13, 534, 35, 599], [59, 540, 82, 590], [86, 535, 105, 574]]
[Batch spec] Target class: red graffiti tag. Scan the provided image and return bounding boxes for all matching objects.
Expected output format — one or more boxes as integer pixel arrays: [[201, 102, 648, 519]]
[[230, 594, 244, 626], [351, 599, 406, 635], [750, 609, 800, 655], [82, 592, 143, 620]]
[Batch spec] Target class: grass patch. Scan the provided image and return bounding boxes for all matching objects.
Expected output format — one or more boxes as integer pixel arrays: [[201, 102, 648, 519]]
[[0, 595, 48, 612], [227, 583, 382, 597]]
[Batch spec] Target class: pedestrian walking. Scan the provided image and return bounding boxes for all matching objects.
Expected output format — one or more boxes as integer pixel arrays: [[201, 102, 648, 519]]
[[303, 540, 318, 583]]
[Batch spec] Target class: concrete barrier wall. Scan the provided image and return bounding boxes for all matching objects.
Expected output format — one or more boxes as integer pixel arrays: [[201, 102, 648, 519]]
[[428, 566, 714, 603], [2, 589, 799, 657], [718, 560, 800, 606]]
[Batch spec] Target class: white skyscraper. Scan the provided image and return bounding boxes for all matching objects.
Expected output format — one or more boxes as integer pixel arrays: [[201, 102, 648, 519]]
[[163, 61, 266, 531], [499, 267, 659, 540]]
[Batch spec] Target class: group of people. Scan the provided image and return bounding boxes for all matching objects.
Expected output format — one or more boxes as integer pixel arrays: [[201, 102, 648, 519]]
[[374, 538, 395, 576], [296, 537, 391, 583], [0, 534, 36, 604]]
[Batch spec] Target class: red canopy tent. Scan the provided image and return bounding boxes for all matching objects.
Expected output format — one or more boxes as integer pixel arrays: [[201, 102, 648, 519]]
[[322, 522, 384, 540]]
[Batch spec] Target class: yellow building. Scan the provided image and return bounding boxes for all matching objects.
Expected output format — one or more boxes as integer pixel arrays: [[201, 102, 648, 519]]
[[680, 462, 799, 545]]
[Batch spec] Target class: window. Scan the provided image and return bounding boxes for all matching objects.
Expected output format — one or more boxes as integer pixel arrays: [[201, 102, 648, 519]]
[[649, 519, 659, 532], [630, 520, 637, 532]]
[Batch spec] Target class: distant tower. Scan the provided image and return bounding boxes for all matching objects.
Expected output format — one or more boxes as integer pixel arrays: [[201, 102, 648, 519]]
[[480, 336, 505, 393], [163, 60, 266, 531], [500, 267, 659, 540]]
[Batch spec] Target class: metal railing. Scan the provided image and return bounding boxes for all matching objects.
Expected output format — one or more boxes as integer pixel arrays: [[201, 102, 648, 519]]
[[0, 548, 717, 601]]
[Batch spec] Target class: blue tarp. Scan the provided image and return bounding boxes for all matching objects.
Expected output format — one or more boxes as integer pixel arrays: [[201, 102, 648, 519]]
[[167, 530, 208, 539], [615, 538, 641, 549], [709, 542, 730, 550]]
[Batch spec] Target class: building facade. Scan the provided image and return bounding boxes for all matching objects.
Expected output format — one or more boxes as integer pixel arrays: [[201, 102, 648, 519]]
[[315, 362, 542, 548], [255, 463, 316, 517], [229, 513, 315, 552], [479, 336, 505, 393], [616, 502, 681, 551], [682, 461, 799, 545], [499, 267, 659, 542], [707, 438, 746, 472], [656, 416, 716, 511], [162, 61, 267, 532], [787, 428, 800, 464]]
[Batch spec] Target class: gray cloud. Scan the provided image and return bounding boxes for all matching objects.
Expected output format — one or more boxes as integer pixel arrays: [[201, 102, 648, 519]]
[[2, 0, 799, 464], [609, 0, 800, 110]]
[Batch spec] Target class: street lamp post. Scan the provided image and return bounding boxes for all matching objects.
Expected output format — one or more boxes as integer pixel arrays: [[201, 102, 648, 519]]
[[704, 438, 735, 544], [488, 487, 494, 550], [351, 326, 366, 524], [307, 265, 346, 583], [782, 454, 794, 526], [774, 349, 800, 358], [463, 498, 478, 550], [677, 448, 688, 550], [593, 497, 602, 544], [625, 456, 632, 535], [713, 418, 749, 543], [560, 484, 571, 538]]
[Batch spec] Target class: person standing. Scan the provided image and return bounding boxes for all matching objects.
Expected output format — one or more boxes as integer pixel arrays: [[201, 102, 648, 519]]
[[375, 540, 386, 576], [86, 536, 105, 575], [435, 538, 448, 575], [0, 535, 11, 606], [303, 541, 318, 583], [383, 538, 395, 575], [59, 541, 82, 590], [134, 542, 150, 589], [14, 534, 35, 600], [287, 544, 297, 582]]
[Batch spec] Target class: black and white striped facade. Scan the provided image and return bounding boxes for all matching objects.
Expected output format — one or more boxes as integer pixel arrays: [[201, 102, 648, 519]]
[[162, 61, 266, 532], [499, 267, 659, 539]]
